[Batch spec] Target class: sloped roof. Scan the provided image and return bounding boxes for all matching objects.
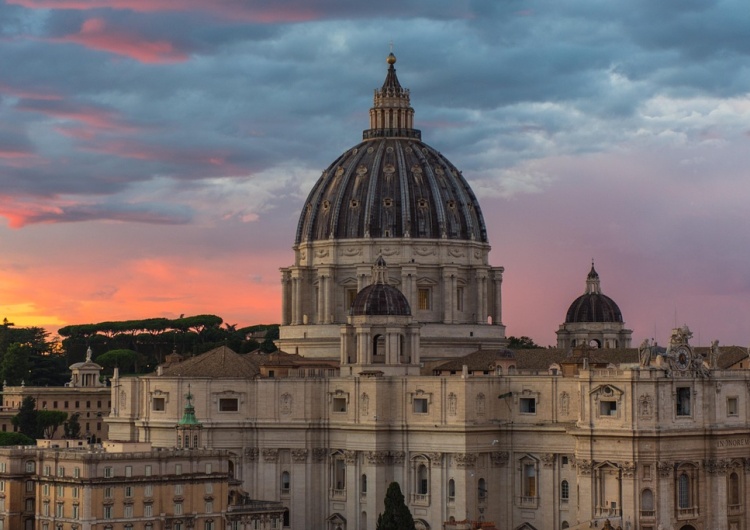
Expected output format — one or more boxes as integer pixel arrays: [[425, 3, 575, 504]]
[[694, 345, 749, 369], [432, 348, 516, 373], [512, 348, 639, 371], [158, 346, 259, 378]]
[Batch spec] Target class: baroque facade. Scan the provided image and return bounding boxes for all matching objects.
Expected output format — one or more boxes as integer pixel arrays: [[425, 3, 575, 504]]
[[103, 54, 750, 530]]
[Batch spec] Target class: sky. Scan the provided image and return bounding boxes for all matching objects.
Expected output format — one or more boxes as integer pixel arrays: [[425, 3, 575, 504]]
[[1, 0, 749, 348]]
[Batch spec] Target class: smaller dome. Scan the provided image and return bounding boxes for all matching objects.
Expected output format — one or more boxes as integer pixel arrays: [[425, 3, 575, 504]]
[[565, 293, 623, 323], [565, 263, 623, 323], [350, 283, 411, 316], [349, 256, 411, 316]]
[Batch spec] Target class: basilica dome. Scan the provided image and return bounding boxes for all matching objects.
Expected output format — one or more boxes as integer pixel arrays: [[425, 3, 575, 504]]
[[295, 53, 488, 244], [564, 264, 623, 323]]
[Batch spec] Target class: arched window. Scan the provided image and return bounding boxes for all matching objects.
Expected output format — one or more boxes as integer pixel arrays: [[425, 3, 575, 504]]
[[678, 473, 690, 509], [641, 488, 654, 514], [281, 471, 290, 493], [448, 479, 455, 501], [729, 472, 740, 506], [561, 480, 569, 501], [361, 474, 367, 494], [478, 478, 487, 500], [417, 464, 428, 494]]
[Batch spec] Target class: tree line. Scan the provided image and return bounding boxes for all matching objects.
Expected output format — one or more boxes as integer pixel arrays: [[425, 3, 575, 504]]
[[0, 315, 279, 385]]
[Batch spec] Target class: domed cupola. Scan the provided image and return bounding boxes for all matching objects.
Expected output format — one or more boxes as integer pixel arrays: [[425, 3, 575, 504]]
[[295, 52, 488, 243], [557, 263, 632, 349], [565, 263, 624, 323], [350, 256, 411, 317], [279, 52, 507, 361]]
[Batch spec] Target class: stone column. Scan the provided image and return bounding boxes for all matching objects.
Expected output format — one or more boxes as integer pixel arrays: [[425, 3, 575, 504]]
[[491, 267, 504, 325], [475, 270, 487, 324], [317, 275, 325, 324], [281, 271, 291, 325]]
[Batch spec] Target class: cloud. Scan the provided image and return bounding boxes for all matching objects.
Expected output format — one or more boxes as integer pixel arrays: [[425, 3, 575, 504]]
[[0, 196, 192, 228], [55, 17, 189, 63]]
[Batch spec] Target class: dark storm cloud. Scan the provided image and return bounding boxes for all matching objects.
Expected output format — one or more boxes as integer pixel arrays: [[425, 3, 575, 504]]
[[0, 0, 747, 223]]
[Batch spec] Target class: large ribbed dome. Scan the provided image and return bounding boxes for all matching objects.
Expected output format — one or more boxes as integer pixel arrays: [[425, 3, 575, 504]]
[[295, 53, 487, 244], [565, 264, 624, 323]]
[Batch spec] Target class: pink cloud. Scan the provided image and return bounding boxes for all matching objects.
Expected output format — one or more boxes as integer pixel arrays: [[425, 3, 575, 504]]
[[8, 1, 319, 23], [17, 98, 132, 131], [57, 18, 189, 64], [0, 83, 63, 101]]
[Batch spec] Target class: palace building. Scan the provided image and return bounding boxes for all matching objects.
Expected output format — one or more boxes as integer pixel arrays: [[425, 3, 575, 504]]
[[102, 53, 750, 530]]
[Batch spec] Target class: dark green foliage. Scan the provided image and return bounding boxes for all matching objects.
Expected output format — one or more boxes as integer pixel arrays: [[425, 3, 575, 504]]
[[64, 413, 82, 439], [1, 342, 30, 385], [58, 316, 279, 369], [507, 335, 543, 349], [95, 349, 141, 373], [37, 410, 68, 439], [12, 396, 39, 438], [0, 431, 35, 446], [376, 482, 416, 530]]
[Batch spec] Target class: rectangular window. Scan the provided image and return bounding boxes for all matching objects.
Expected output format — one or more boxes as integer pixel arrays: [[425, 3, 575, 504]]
[[124, 505, 133, 518], [144, 504, 153, 517], [103, 506, 112, 519], [175, 483, 184, 495], [676, 387, 691, 416], [56, 502, 64, 517], [145, 465, 152, 477], [205, 482, 213, 494], [456, 287, 464, 312], [152, 398, 166, 411], [56, 485, 64, 497], [57, 466, 64, 477], [64, 401, 68, 409], [728, 397, 739, 416], [43, 502, 50, 516], [44, 465, 51, 477], [599, 400, 617, 416], [175, 464, 183, 475], [74, 467, 80, 478], [205, 501, 213, 513], [418, 288, 431, 311], [72, 505, 79, 518], [104, 466, 114, 478], [105, 487, 113, 498], [205, 463, 212, 474], [174, 502, 183, 515], [42, 484, 49, 496], [125, 486, 133, 497], [145, 484, 154, 497], [218, 398, 239, 412], [53, 401, 57, 408], [332, 397, 347, 413], [413, 398, 429, 414], [72, 487, 79, 498], [26, 480, 34, 492], [0, 481, 4, 492], [523, 463, 537, 497], [125, 465, 132, 477], [520, 398, 536, 414]]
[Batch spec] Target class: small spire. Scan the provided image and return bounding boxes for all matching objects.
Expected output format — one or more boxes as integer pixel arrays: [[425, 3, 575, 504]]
[[372, 255, 389, 285], [585, 261, 601, 294]]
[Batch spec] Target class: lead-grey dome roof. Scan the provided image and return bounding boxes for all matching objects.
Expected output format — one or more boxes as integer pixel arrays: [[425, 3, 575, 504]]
[[295, 54, 488, 244], [565, 264, 624, 323], [350, 256, 411, 316]]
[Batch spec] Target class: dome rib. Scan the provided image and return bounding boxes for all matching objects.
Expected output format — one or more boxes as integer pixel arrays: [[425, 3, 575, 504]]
[[414, 143, 447, 237], [362, 140, 386, 237], [396, 141, 412, 235]]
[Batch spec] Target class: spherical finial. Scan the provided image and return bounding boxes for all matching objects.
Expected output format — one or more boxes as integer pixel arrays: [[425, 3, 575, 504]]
[[387, 52, 396, 65]]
